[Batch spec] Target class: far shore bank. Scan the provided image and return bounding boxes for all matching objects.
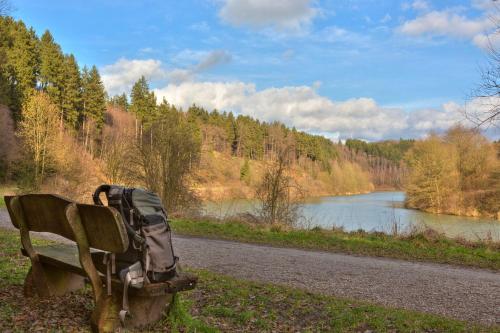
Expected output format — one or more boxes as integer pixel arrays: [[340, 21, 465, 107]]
[[195, 186, 400, 203], [198, 188, 500, 221]]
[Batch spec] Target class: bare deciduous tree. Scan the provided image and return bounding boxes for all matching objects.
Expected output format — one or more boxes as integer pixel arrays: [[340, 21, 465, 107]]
[[256, 134, 303, 226], [18, 91, 59, 188], [468, 5, 500, 128], [135, 108, 201, 213], [101, 106, 136, 184]]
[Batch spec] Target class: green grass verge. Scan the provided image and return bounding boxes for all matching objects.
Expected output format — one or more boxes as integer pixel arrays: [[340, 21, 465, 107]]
[[171, 219, 500, 270], [0, 228, 498, 332], [178, 269, 498, 333], [0, 185, 16, 207]]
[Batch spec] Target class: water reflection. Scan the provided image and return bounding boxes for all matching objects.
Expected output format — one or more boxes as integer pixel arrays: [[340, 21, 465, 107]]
[[203, 191, 500, 241]]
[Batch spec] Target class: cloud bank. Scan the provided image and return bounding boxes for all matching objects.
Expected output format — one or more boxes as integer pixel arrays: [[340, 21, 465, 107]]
[[154, 80, 472, 141], [100, 53, 488, 141], [101, 50, 232, 95], [101, 58, 166, 96], [398, 3, 499, 49], [218, 0, 318, 32]]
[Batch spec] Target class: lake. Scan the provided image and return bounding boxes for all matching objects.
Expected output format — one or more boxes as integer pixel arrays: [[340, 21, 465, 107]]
[[203, 191, 500, 241]]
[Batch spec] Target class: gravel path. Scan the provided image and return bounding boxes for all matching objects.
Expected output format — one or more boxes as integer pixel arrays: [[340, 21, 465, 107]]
[[1, 209, 499, 326]]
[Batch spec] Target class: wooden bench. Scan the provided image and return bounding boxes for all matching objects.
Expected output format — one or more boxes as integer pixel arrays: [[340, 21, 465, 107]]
[[5, 194, 197, 333]]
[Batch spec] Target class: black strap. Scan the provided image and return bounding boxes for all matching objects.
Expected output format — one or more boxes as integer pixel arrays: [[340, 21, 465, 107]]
[[92, 184, 111, 206], [92, 184, 145, 245]]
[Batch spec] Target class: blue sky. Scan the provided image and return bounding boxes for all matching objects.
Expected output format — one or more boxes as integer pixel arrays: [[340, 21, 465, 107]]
[[11, 0, 499, 140]]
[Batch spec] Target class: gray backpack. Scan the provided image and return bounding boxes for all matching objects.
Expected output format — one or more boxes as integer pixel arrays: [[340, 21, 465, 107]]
[[93, 184, 177, 282], [93, 185, 179, 322]]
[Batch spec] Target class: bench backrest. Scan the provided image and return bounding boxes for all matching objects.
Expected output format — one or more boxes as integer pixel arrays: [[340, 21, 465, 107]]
[[5, 194, 129, 253], [6, 194, 74, 238], [77, 203, 129, 253]]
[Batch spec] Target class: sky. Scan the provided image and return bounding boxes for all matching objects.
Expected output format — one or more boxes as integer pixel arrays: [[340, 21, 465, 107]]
[[11, 0, 500, 141]]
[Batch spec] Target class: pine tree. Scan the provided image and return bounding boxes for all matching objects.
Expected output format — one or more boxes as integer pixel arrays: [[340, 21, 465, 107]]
[[2, 18, 39, 118], [82, 65, 106, 129], [61, 54, 82, 129], [109, 93, 128, 111], [130, 76, 156, 123], [0, 17, 11, 106], [240, 158, 251, 183], [39, 30, 64, 112]]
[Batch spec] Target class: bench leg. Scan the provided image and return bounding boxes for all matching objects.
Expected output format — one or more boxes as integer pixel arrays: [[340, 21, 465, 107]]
[[127, 293, 175, 328], [90, 292, 175, 332], [24, 264, 86, 297], [91, 294, 122, 333]]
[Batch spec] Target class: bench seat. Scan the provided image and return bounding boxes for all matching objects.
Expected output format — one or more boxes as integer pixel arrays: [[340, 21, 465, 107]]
[[21, 244, 102, 276], [21, 244, 198, 296]]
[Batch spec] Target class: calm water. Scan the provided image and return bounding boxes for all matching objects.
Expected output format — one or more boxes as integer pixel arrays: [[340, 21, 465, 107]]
[[203, 191, 500, 241]]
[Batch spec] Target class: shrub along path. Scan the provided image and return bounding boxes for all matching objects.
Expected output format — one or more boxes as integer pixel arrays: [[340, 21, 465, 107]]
[[1, 210, 499, 327]]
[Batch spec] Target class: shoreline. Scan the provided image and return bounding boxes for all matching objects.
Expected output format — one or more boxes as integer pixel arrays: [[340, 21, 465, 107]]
[[200, 189, 500, 223], [198, 187, 400, 203]]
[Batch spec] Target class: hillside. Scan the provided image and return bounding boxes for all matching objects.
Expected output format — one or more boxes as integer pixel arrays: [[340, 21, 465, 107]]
[[193, 150, 374, 201]]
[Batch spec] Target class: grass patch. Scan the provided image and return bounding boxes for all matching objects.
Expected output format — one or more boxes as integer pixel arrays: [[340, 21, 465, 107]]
[[0, 228, 498, 332], [171, 219, 500, 270], [0, 185, 17, 208], [179, 269, 498, 333], [0, 227, 52, 287]]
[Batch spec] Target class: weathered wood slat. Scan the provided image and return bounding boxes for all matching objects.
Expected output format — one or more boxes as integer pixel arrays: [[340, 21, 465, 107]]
[[13, 194, 76, 240], [21, 245, 105, 276], [76, 204, 129, 253]]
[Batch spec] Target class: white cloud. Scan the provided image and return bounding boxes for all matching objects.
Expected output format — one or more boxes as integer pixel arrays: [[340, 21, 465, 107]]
[[154, 81, 253, 111], [411, 0, 429, 11], [472, 0, 499, 11], [101, 51, 232, 94], [472, 31, 500, 49], [101, 58, 166, 96], [190, 21, 210, 32], [139, 47, 154, 54], [218, 0, 318, 32], [380, 14, 392, 24], [409, 101, 464, 132], [194, 50, 232, 72], [464, 95, 500, 128], [398, 7, 498, 49], [320, 26, 369, 45], [399, 10, 493, 38], [154, 80, 471, 140], [168, 50, 232, 83]]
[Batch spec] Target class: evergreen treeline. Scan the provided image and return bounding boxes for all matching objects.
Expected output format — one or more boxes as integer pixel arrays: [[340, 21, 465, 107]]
[[0, 17, 106, 130], [343, 139, 414, 188], [0, 16, 108, 190], [345, 139, 415, 162], [122, 76, 339, 171]]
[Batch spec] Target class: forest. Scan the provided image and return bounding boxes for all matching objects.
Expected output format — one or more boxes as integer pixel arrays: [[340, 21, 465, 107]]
[[0, 16, 498, 219]]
